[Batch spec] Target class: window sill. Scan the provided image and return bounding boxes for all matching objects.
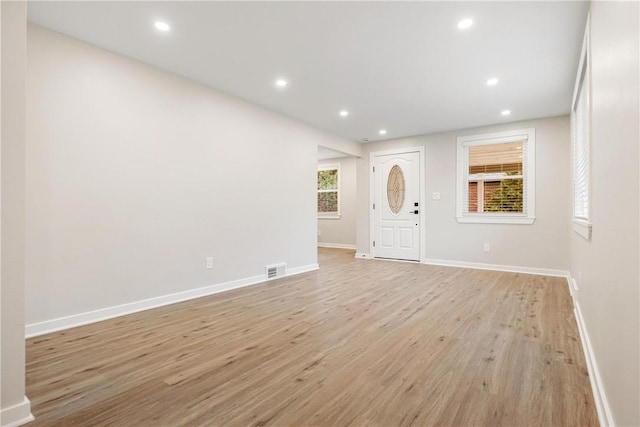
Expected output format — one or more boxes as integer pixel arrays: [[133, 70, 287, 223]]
[[456, 215, 535, 225], [318, 214, 341, 220], [572, 218, 592, 240]]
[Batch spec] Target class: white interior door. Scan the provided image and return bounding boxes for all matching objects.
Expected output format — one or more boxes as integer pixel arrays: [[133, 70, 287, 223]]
[[373, 151, 421, 261]]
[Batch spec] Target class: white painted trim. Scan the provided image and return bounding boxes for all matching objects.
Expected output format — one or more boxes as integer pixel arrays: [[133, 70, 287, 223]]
[[571, 218, 592, 240], [369, 146, 426, 262], [25, 263, 319, 338], [317, 242, 356, 250], [573, 298, 615, 427], [456, 216, 535, 225], [284, 263, 319, 276], [0, 397, 34, 427], [369, 153, 375, 258], [419, 147, 426, 265], [354, 252, 372, 259], [423, 258, 569, 278], [570, 277, 579, 295]]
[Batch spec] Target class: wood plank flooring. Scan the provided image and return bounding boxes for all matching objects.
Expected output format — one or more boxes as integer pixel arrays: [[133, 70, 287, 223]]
[[26, 248, 598, 426]]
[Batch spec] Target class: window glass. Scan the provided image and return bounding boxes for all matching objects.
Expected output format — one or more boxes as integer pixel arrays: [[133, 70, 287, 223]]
[[386, 165, 405, 214], [318, 166, 339, 216]]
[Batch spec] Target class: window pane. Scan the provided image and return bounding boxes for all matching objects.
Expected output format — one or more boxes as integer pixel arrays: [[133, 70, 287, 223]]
[[468, 142, 523, 175], [483, 178, 523, 213], [318, 169, 338, 190], [318, 191, 338, 213], [467, 141, 525, 213], [386, 165, 405, 214], [468, 181, 479, 212]]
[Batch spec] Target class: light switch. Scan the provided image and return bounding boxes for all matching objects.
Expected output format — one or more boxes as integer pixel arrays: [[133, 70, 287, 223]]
[[432, 192, 441, 200]]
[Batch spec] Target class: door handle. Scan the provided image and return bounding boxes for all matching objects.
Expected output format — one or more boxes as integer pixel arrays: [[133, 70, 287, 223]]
[[412, 210, 419, 214]]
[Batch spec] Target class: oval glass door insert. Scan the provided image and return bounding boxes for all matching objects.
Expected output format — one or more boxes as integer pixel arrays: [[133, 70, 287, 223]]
[[387, 165, 405, 214]]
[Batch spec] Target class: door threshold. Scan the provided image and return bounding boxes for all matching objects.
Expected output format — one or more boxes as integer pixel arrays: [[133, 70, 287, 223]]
[[373, 257, 420, 264]]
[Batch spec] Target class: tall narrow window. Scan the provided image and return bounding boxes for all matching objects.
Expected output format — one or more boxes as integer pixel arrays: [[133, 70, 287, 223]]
[[318, 165, 340, 218], [571, 21, 592, 240], [456, 128, 536, 224]]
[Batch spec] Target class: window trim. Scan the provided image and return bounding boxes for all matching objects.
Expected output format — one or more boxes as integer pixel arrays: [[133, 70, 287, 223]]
[[317, 163, 341, 219], [571, 218, 592, 240], [570, 13, 592, 241], [456, 128, 536, 224]]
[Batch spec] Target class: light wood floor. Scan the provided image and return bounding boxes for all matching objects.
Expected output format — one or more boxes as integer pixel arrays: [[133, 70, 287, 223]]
[[26, 248, 598, 426]]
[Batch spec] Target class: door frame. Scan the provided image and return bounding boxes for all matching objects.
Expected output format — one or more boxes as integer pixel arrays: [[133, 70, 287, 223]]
[[369, 146, 426, 262]]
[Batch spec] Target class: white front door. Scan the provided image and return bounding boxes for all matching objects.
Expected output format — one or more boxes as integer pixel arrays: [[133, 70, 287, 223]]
[[373, 151, 421, 261]]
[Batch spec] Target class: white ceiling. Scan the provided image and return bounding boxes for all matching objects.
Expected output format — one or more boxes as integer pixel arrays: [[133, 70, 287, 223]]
[[27, 1, 589, 143]]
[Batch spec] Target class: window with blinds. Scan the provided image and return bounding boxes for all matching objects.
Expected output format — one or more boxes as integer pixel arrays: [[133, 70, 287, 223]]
[[570, 17, 592, 240], [456, 129, 536, 224], [572, 50, 590, 221]]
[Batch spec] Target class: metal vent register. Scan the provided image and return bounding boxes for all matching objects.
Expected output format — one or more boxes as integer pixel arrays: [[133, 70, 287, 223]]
[[265, 263, 286, 279]]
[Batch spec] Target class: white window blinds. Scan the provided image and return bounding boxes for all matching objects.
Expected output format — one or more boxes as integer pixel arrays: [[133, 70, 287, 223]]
[[572, 59, 590, 220], [462, 140, 527, 215]]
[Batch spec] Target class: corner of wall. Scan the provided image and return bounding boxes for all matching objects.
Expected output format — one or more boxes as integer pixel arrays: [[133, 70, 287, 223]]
[[567, 275, 616, 427], [0, 397, 34, 427], [1, 0, 29, 423]]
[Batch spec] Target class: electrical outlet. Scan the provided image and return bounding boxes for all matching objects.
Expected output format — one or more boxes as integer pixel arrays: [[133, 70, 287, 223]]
[[483, 243, 490, 252], [318, 229, 322, 236], [206, 257, 213, 269]]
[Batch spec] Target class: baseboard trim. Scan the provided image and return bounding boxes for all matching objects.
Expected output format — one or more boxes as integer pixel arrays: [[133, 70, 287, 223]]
[[25, 263, 319, 338], [283, 263, 319, 276], [423, 258, 569, 278], [354, 252, 372, 259], [573, 298, 615, 427], [317, 243, 356, 250], [1, 396, 34, 427]]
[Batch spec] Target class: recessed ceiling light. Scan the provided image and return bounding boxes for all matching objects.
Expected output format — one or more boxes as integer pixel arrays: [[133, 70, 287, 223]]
[[275, 79, 288, 88], [379, 129, 387, 135], [501, 109, 511, 116], [486, 78, 499, 86], [154, 21, 171, 32], [457, 18, 473, 30], [339, 110, 349, 117]]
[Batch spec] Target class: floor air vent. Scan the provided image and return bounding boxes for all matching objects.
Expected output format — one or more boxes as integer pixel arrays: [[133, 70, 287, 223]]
[[265, 263, 286, 280]]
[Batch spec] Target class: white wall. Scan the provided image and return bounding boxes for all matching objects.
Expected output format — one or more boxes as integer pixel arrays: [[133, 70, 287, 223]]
[[1, 2, 33, 426], [25, 25, 352, 331], [356, 116, 571, 271], [318, 157, 356, 248], [568, 2, 639, 426]]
